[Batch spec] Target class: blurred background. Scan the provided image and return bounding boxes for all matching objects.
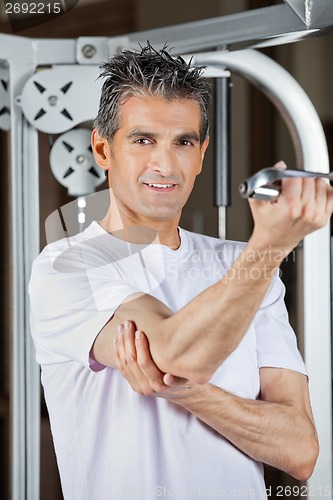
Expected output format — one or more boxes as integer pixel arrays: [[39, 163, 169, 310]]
[[1, 1, 333, 498]]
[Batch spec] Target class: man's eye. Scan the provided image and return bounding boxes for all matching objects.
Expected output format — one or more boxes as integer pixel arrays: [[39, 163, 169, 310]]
[[135, 138, 151, 144], [179, 140, 192, 146]]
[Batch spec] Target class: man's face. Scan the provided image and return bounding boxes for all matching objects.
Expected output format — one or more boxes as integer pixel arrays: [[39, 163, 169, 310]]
[[93, 95, 209, 225]]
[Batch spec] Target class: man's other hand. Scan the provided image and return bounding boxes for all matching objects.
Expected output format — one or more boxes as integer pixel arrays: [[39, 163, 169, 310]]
[[114, 320, 193, 399]]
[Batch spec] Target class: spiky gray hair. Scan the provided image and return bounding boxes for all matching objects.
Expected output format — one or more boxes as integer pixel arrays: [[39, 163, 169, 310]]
[[93, 43, 211, 144]]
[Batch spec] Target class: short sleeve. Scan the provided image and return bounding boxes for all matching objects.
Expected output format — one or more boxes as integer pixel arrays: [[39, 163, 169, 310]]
[[255, 275, 307, 376], [29, 242, 141, 370]]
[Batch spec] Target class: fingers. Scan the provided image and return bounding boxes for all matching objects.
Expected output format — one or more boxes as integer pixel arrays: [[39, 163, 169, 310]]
[[317, 178, 333, 219], [299, 178, 333, 226], [314, 178, 330, 220], [121, 321, 137, 365], [326, 182, 333, 217], [273, 160, 287, 170], [115, 322, 140, 393], [300, 177, 316, 203], [115, 321, 166, 396], [280, 176, 332, 226], [134, 330, 167, 393], [279, 177, 303, 208]]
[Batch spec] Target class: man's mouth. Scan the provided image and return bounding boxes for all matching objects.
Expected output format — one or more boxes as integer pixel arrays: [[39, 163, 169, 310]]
[[143, 183, 177, 191]]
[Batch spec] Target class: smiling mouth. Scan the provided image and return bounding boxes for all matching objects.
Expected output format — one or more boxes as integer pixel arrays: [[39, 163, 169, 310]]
[[143, 183, 177, 191]]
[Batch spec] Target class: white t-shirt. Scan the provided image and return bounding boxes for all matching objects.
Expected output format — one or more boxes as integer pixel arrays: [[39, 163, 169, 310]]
[[29, 222, 306, 500]]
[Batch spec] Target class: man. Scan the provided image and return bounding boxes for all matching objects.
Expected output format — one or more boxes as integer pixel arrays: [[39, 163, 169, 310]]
[[29, 44, 332, 499]]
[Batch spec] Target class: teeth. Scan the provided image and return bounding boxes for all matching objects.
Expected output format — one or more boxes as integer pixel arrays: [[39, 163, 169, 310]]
[[147, 183, 174, 188]]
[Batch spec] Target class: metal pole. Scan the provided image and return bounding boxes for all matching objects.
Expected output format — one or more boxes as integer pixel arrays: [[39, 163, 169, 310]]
[[214, 75, 231, 239], [9, 58, 40, 500], [22, 114, 41, 500], [1, 33, 78, 500]]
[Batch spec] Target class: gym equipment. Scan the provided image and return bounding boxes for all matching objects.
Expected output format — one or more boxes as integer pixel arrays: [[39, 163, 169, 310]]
[[239, 167, 333, 201], [1, 1, 333, 497]]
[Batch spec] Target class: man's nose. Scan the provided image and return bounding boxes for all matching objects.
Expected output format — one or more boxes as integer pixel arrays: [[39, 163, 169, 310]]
[[148, 144, 175, 176]]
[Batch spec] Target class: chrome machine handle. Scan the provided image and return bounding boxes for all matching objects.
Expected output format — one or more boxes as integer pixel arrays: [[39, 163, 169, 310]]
[[239, 167, 333, 201]]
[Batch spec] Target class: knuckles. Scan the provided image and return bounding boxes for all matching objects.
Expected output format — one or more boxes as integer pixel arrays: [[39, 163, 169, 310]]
[[127, 353, 137, 364], [286, 191, 331, 230], [140, 386, 153, 396], [151, 380, 165, 393], [287, 202, 302, 221], [140, 381, 164, 397], [301, 205, 330, 229], [301, 205, 318, 225]]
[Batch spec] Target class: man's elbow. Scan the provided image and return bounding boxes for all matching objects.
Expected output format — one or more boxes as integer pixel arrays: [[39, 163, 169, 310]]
[[156, 352, 214, 385], [181, 369, 212, 385], [289, 434, 319, 482], [152, 320, 219, 384]]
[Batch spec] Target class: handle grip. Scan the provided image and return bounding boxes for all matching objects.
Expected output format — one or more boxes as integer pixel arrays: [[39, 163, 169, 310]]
[[239, 167, 333, 201]]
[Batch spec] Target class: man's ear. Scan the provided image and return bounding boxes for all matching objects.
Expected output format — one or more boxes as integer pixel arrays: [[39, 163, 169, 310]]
[[197, 137, 209, 175], [91, 129, 112, 172], [201, 137, 209, 160]]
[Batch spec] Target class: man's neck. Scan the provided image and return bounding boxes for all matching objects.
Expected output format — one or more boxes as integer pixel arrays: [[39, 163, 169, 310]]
[[99, 210, 181, 250]]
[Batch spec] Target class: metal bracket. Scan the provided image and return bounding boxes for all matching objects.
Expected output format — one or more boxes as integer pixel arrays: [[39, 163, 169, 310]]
[[103, 2, 333, 57], [0, 63, 10, 131], [284, 0, 331, 27], [76, 36, 110, 65]]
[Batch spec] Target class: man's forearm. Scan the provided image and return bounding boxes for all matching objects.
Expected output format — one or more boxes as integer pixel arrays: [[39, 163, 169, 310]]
[[151, 240, 282, 382], [172, 383, 319, 481]]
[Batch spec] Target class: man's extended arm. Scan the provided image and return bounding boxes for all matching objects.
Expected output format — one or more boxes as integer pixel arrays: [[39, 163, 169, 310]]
[[92, 177, 333, 383]]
